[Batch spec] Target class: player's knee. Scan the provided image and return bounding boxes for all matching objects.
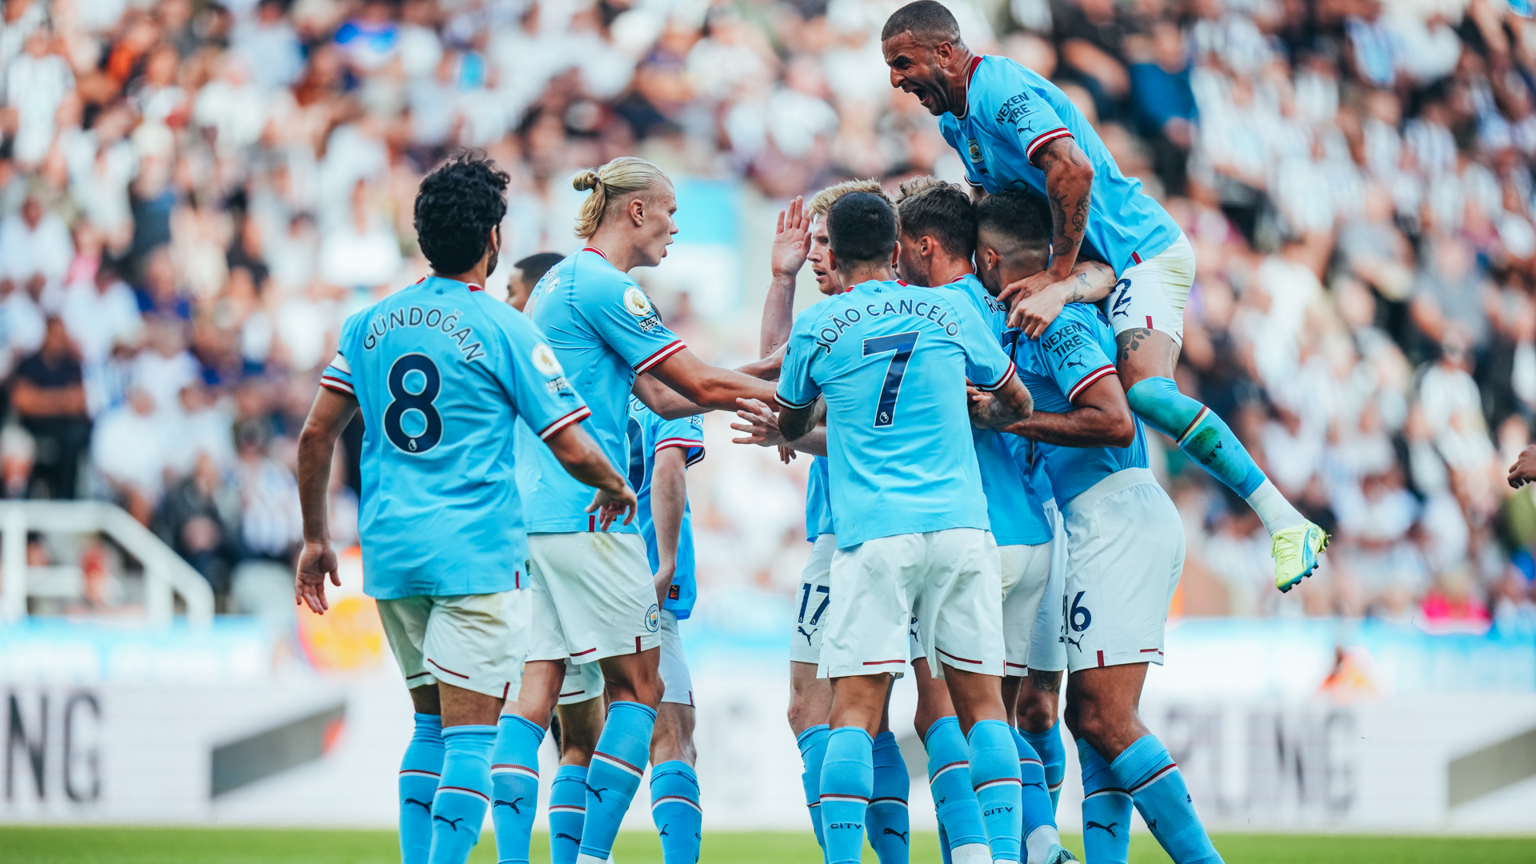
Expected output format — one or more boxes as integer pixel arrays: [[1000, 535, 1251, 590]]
[[1019, 692, 1057, 733]]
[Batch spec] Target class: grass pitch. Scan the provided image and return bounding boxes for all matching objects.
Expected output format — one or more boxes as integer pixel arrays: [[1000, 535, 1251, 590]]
[[1, 827, 1533, 863]]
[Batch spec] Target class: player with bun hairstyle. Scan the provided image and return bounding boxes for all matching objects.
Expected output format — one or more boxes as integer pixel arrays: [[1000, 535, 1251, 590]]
[[493, 156, 779, 864]]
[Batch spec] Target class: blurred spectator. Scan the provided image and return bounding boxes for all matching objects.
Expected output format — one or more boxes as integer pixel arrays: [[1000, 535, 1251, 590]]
[[91, 384, 166, 523], [11, 317, 90, 499], [233, 421, 300, 564]]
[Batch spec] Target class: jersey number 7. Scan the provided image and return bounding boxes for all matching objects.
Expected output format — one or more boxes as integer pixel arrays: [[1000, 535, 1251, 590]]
[[863, 331, 920, 428]]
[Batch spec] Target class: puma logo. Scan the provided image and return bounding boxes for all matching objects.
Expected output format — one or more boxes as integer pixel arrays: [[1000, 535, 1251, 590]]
[[1066, 635, 1083, 651], [797, 626, 815, 645], [883, 828, 910, 844], [585, 783, 608, 803], [493, 797, 524, 814], [403, 798, 432, 814], [658, 825, 670, 837], [433, 815, 465, 832], [554, 832, 581, 844], [1085, 820, 1118, 837], [1023, 781, 1045, 790], [1148, 818, 1159, 832], [1063, 356, 1087, 371]]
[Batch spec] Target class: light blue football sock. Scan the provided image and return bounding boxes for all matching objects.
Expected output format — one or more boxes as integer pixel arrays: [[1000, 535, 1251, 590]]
[[1020, 721, 1066, 814], [1077, 739, 1131, 864], [867, 731, 910, 864], [1110, 735, 1223, 864], [1009, 726, 1061, 860], [548, 765, 588, 864], [399, 713, 444, 864], [796, 724, 831, 856], [429, 725, 495, 864], [924, 717, 988, 856], [937, 823, 954, 864], [490, 714, 544, 864], [967, 719, 1023, 863], [578, 701, 656, 863], [819, 727, 874, 864], [649, 760, 702, 864], [1125, 377, 1265, 498]]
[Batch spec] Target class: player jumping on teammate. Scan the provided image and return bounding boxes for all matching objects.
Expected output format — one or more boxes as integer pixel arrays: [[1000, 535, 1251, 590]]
[[880, 0, 1328, 592]]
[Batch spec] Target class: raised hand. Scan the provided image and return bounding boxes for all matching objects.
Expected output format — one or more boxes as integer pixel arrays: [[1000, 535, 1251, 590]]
[[770, 196, 812, 280]]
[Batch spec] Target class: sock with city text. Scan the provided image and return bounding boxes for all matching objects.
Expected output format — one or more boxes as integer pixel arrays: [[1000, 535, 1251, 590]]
[[819, 727, 874, 864], [924, 717, 988, 863], [967, 719, 1023, 863], [1125, 377, 1302, 533]]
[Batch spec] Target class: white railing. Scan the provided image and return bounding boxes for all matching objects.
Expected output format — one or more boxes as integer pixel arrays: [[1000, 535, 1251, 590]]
[[0, 500, 215, 629]]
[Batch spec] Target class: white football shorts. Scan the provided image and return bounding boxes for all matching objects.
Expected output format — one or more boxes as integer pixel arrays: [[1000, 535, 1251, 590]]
[[527, 532, 661, 665], [789, 534, 836, 666], [377, 590, 528, 700], [554, 609, 693, 707], [823, 528, 1003, 680], [1026, 501, 1070, 674], [1000, 541, 1053, 677], [1060, 468, 1185, 673], [1104, 232, 1195, 344]]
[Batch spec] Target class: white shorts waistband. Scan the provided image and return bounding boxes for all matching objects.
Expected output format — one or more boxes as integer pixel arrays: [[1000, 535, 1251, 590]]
[[1062, 467, 1159, 517]]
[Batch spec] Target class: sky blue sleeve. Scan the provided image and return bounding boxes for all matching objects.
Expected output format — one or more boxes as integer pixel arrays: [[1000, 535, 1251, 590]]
[[319, 315, 358, 397], [983, 61, 1073, 165], [775, 316, 822, 409], [655, 413, 705, 467], [586, 270, 687, 374], [503, 312, 591, 440], [1037, 306, 1117, 404], [956, 297, 1016, 391]]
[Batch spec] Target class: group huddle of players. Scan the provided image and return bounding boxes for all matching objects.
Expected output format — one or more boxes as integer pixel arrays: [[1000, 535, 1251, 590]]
[[291, 4, 1329, 864]]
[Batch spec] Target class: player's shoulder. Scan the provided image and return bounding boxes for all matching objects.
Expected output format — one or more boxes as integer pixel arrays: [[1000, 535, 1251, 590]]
[[1052, 301, 1113, 336]]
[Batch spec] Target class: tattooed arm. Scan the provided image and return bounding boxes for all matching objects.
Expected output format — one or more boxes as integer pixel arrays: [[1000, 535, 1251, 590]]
[[1006, 258, 1117, 339], [1035, 136, 1094, 280]]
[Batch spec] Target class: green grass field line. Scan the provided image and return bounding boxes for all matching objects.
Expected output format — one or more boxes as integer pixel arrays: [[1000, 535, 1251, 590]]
[[0, 827, 1534, 863]]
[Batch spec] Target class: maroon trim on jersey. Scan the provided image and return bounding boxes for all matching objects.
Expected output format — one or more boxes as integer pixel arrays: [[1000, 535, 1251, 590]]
[[427, 658, 469, 679], [583, 246, 609, 260], [538, 406, 592, 440], [635, 340, 686, 374], [966, 55, 983, 87], [1067, 365, 1117, 404], [975, 361, 1017, 392], [1026, 128, 1074, 164]]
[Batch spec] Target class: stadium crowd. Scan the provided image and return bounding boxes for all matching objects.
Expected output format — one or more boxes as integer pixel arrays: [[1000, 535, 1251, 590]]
[[1, 0, 1535, 626]]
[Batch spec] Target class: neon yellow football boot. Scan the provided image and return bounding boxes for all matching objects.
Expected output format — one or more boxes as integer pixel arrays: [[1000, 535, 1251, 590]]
[[1273, 521, 1329, 592]]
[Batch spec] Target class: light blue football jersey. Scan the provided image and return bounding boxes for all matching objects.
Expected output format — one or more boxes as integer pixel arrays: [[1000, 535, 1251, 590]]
[[777, 279, 1017, 549], [522, 247, 686, 534], [322, 276, 589, 600], [1009, 304, 1148, 504], [938, 55, 1182, 274], [626, 396, 704, 619], [804, 456, 834, 543], [941, 274, 1052, 547]]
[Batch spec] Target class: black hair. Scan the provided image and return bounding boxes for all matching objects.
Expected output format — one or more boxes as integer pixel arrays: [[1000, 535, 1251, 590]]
[[827, 192, 898, 267], [515, 252, 565, 288], [896, 179, 976, 261], [975, 190, 1052, 250], [881, 0, 961, 43], [413, 151, 510, 275]]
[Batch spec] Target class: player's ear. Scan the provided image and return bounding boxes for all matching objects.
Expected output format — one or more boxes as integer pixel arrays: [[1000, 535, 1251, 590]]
[[629, 196, 646, 227], [890, 239, 902, 269], [826, 247, 840, 273]]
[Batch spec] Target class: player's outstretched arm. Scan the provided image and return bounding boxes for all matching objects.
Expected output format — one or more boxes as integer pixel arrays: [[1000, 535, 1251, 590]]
[[779, 396, 826, 443], [995, 372, 1134, 448], [1509, 444, 1536, 488], [730, 397, 828, 457], [633, 343, 785, 420], [998, 137, 1097, 334], [967, 374, 1034, 430], [650, 446, 687, 607], [294, 386, 359, 614], [544, 421, 638, 529], [646, 347, 780, 414], [762, 196, 810, 358], [1006, 259, 1116, 338]]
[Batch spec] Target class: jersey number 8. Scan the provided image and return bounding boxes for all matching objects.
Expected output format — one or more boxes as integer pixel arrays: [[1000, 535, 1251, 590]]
[[384, 353, 443, 453]]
